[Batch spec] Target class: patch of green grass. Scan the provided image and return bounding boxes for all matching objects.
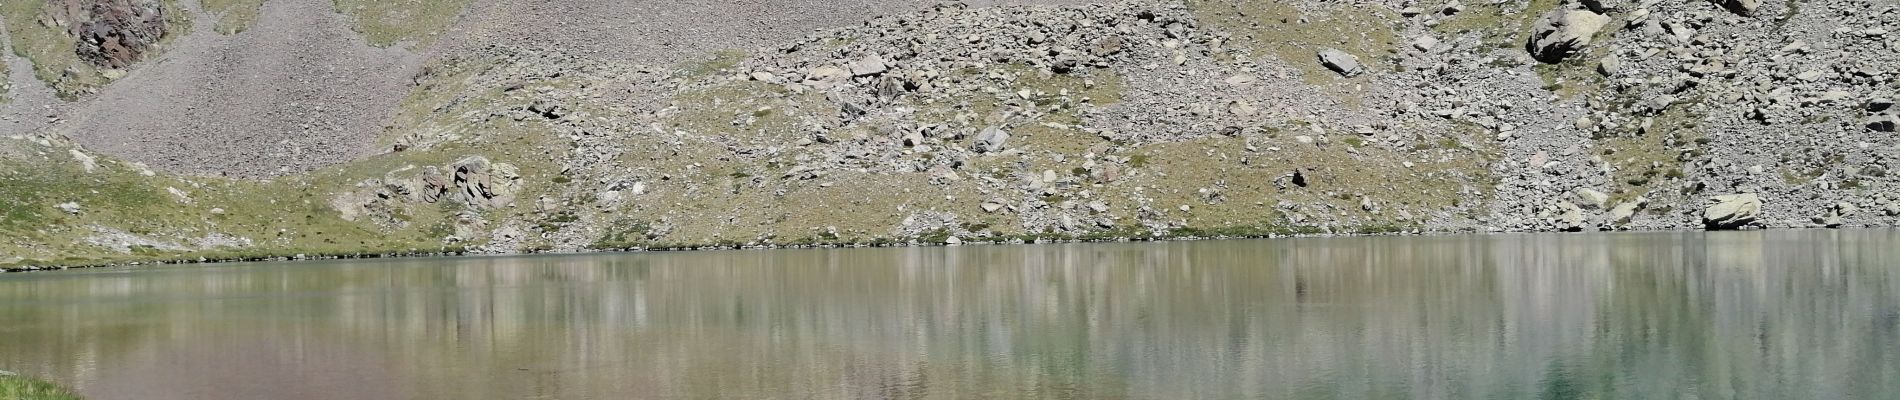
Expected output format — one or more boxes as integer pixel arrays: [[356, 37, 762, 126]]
[[333, 0, 472, 47], [0, 112, 563, 267], [0, 375, 82, 400], [1187, 0, 1400, 84], [675, 49, 748, 80], [665, 79, 828, 143], [202, 0, 265, 34], [1429, 0, 1563, 48], [1598, 105, 1701, 205]]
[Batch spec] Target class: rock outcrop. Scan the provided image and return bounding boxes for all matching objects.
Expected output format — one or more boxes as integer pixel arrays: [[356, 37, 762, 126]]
[[451, 156, 520, 210], [40, 0, 170, 69]]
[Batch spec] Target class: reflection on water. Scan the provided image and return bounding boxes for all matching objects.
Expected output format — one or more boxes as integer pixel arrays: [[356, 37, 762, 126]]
[[2, 230, 1898, 399]]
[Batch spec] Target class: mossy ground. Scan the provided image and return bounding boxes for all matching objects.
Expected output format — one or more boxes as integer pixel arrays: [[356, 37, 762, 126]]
[[0, 375, 80, 400], [0, 0, 191, 99], [0, 118, 567, 269], [201, 0, 264, 34], [332, 0, 472, 48], [1429, 0, 1564, 48], [1186, 0, 1400, 84], [1, 43, 10, 102]]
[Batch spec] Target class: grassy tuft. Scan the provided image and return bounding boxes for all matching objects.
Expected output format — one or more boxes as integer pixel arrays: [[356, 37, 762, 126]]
[[332, 0, 472, 47], [1186, 0, 1400, 84], [0, 375, 82, 400], [202, 0, 265, 34]]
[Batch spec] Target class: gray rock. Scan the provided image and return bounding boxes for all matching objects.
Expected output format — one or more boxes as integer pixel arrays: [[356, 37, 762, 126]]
[[56, 202, 82, 215], [973, 127, 1010, 153], [1574, 188, 1610, 209], [1088, 36, 1125, 57], [1607, 197, 1647, 227], [1317, 48, 1364, 77], [803, 66, 851, 90], [1411, 36, 1440, 52], [1598, 53, 1623, 76], [1528, 9, 1611, 63], [452, 156, 521, 209], [1703, 193, 1762, 230], [981, 202, 1007, 213], [848, 54, 889, 77], [1555, 201, 1587, 232]]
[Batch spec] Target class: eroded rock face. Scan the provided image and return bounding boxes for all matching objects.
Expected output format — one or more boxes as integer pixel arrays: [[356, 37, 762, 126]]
[[40, 0, 170, 70], [1703, 194, 1762, 230], [452, 156, 520, 209], [1527, 8, 1610, 63]]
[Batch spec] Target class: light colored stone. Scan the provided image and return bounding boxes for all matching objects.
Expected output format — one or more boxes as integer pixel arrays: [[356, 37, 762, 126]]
[[70, 149, 97, 173], [848, 55, 889, 77], [1528, 9, 1611, 63], [1555, 201, 1587, 231], [56, 202, 82, 215], [1703, 193, 1762, 230], [1574, 188, 1610, 209], [973, 127, 1010, 153], [1608, 197, 1647, 226], [1317, 48, 1364, 77], [1598, 53, 1623, 76], [803, 66, 851, 90]]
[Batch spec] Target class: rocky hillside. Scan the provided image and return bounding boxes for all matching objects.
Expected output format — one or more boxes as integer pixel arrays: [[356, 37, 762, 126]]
[[1, 0, 1897, 269]]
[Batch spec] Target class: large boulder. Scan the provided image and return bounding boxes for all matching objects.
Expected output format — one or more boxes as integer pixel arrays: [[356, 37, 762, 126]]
[[1607, 197, 1647, 227], [1703, 193, 1762, 230], [847, 54, 889, 77], [1527, 8, 1611, 63], [973, 127, 1010, 153], [1555, 201, 1587, 232], [1317, 48, 1364, 77], [451, 156, 520, 209]]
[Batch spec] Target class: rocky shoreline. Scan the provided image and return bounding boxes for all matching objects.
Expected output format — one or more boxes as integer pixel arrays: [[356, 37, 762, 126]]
[[4, 225, 1881, 274]]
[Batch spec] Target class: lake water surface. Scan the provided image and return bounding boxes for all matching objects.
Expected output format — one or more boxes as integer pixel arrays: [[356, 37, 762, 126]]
[[2, 231, 1898, 399]]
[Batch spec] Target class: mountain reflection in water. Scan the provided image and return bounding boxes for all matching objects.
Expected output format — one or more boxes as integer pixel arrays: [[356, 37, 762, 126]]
[[1, 230, 1896, 399]]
